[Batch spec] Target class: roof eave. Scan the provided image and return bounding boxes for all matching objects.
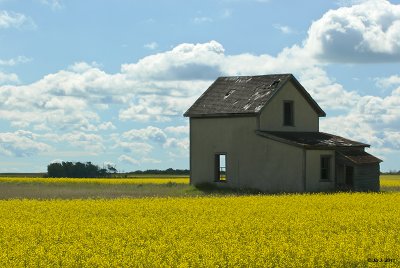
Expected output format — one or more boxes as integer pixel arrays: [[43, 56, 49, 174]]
[[337, 150, 383, 164], [185, 112, 256, 118], [182, 78, 221, 117], [256, 131, 370, 149]]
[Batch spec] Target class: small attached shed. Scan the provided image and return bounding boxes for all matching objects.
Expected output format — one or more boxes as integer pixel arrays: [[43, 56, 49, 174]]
[[258, 131, 382, 192], [336, 150, 381, 191]]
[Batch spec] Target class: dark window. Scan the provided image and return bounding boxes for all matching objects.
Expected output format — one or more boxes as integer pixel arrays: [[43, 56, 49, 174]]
[[214, 154, 227, 182], [283, 101, 294, 126], [345, 166, 354, 186], [321, 156, 331, 180]]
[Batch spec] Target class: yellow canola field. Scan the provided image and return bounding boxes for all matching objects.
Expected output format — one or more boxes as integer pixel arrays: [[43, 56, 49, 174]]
[[1, 193, 399, 267], [0, 177, 189, 185], [0, 175, 398, 188], [380, 175, 400, 191]]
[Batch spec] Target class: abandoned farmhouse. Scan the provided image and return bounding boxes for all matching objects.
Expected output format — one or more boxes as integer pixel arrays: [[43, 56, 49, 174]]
[[184, 74, 381, 192]]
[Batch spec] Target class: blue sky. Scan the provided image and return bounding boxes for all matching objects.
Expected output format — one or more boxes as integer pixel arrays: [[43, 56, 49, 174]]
[[1, 0, 400, 172]]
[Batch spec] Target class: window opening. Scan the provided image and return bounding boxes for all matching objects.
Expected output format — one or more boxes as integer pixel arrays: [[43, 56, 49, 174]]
[[345, 166, 354, 186], [283, 101, 294, 126], [321, 156, 331, 180], [215, 154, 227, 182]]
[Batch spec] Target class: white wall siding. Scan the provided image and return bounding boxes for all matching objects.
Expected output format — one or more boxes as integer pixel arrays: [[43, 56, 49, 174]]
[[305, 150, 336, 192]]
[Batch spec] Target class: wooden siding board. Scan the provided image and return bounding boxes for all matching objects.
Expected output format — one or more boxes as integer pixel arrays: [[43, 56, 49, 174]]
[[353, 164, 380, 191]]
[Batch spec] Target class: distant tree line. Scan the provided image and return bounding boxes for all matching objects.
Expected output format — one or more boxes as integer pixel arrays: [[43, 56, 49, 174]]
[[46, 162, 117, 178], [128, 168, 189, 175], [381, 170, 400, 175]]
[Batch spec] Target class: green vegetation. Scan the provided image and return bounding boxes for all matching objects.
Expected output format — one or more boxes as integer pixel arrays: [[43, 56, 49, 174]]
[[127, 168, 190, 175], [47, 161, 116, 178]]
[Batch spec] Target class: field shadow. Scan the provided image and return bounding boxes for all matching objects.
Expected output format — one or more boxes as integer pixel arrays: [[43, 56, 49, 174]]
[[193, 183, 264, 196]]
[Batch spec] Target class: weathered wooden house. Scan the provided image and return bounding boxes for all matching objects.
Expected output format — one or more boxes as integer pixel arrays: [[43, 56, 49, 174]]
[[184, 74, 381, 192]]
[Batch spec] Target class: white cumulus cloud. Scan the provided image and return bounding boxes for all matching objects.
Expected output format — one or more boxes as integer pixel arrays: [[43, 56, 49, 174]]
[[114, 142, 153, 155], [304, 0, 400, 62], [0, 130, 51, 157], [0, 71, 19, 85], [121, 41, 225, 81], [164, 125, 189, 136], [375, 75, 400, 88], [118, 154, 139, 166], [122, 126, 167, 144]]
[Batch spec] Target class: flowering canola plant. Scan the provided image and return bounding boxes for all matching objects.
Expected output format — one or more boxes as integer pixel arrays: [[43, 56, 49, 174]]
[[0, 193, 399, 267], [380, 175, 400, 192], [0, 175, 397, 188]]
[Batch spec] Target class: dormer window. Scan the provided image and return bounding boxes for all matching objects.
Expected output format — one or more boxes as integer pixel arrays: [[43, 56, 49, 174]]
[[283, 101, 294, 126]]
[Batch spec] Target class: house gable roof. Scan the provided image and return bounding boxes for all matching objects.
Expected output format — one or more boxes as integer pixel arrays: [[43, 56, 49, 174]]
[[184, 74, 326, 118], [256, 131, 370, 149]]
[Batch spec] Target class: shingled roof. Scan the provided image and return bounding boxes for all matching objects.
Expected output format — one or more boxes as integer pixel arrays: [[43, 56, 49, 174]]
[[256, 131, 370, 149], [184, 74, 326, 118], [337, 149, 382, 164], [259, 131, 382, 163]]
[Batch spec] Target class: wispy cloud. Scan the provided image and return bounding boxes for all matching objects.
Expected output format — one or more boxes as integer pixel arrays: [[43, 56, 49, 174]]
[[335, 0, 369, 7], [0, 56, 32, 66], [117, 154, 161, 166], [0, 10, 36, 29], [273, 24, 296, 34], [221, 9, 232, 19], [144, 42, 158, 50], [193, 17, 213, 24], [118, 154, 139, 165], [221, 0, 269, 2], [39, 0, 64, 10]]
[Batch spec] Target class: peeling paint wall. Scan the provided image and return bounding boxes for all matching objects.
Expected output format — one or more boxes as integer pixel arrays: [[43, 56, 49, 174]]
[[190, 116, 304, 192]]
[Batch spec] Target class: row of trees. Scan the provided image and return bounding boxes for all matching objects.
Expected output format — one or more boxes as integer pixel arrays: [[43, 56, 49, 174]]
[[381, 170, 400, 175], [46, 162, 189, 178], [47, 162, 117, 178], [128, 168, 190, 175]]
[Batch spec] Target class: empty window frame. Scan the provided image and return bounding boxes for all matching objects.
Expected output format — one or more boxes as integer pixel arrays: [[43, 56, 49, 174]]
[[320, 155, 331, 180], [283, 101, 294, 126], [345, 166, 354, 187], [214, 154, 227, 182]]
